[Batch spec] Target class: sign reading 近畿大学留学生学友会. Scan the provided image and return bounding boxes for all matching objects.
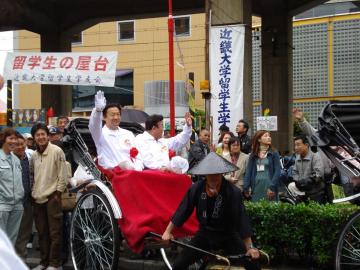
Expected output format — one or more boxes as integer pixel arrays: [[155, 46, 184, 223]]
[[210, 25, 245, 142], [3, 52, 118, 87]]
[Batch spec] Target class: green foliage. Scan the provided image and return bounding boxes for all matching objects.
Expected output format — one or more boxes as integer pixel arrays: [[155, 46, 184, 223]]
[[245, 201, 359, 266]]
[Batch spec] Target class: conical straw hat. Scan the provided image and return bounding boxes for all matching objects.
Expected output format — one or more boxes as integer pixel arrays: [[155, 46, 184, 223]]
[[188, 152, 239, 175]]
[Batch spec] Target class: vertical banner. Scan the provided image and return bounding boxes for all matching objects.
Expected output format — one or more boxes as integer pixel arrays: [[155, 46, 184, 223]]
[[210, 25, 245, 142]]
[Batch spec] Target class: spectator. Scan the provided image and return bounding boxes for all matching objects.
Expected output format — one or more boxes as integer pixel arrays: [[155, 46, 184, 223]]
[[14, 133, 33, 259], [217, 124, 230, 144], [56, 116, 69, 135], [244, 130, 281, 202], [0, 128, 24, 244], [188, 128, 211, 182], [236, 120, 251, 154], [30, 123, 67, 270], [188, 128, 210, 169], [293, 109, 333, 177], [216, 132, 234, 159], [48, 126, 62, 143], [225, 137, 249, 190], [0, 229, 28, 270], [23, 133, 36, 151], [135, 113, 192, 172], [288, 135, 325, 203]]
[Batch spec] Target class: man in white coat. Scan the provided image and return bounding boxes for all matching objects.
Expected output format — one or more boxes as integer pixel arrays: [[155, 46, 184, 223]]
[[135, 113, 192, 173], [89, 91, 142, 171]]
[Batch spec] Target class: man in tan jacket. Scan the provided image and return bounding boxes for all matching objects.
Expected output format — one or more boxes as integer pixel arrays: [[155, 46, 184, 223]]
[[30, 123, 67, 270]]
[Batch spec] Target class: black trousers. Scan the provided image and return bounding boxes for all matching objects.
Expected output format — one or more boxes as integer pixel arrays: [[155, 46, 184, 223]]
[[172, 230, 261, 270]]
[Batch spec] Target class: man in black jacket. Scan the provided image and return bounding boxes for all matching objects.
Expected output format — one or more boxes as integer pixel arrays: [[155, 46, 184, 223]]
[[162, 153, 261, 270], [236, 120, 251, 154], [188, 129, 210, 169], [188, 129, 210, 182]]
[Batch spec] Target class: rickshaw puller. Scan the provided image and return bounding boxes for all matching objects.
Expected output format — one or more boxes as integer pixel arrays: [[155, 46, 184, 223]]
[[162, 152, 261, 270]]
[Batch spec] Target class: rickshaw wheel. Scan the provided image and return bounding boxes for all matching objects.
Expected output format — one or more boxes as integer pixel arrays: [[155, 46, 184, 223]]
[[335, 211, 360, 270], [70, 188, 120, 270]]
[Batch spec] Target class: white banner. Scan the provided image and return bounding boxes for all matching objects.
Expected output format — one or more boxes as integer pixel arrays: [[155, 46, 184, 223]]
[[210, 25, 244, 142], [3, 51, 118, 87]]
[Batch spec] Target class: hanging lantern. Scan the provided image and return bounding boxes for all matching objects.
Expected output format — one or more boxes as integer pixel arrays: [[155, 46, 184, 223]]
[[46, 107, 54, 124]]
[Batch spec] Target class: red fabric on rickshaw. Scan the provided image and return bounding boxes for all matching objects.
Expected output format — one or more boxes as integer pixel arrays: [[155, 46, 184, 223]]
[[101, 167, 198, 253]]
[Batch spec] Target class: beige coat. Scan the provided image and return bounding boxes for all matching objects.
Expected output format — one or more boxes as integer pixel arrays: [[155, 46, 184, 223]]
[[225, 152, 249, 190], [31, 143, 67, 204]]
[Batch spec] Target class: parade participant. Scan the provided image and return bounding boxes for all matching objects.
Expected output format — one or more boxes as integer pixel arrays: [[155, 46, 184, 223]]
[[135, 113, 192, 172], [162, 152, 261, 270], [89, 90, 142, 171]]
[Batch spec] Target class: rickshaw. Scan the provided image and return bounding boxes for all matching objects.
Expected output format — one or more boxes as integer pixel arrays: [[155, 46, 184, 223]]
[[308, 101, 360, 270], [64, 102, 360, 270]]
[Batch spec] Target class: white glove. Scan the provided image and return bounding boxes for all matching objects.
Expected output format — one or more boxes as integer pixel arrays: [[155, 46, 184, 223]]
[[95, 90, 106, 112]]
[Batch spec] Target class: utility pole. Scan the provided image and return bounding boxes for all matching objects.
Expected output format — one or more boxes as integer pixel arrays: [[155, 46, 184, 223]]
[[7, 80, 12, 127], [203, 0, 212, 132], [168, 0, 175, 136]]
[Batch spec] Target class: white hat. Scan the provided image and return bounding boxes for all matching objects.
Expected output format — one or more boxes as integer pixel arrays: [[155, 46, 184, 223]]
[[22, 133, 33, 139], [170, 156, 189, 174]]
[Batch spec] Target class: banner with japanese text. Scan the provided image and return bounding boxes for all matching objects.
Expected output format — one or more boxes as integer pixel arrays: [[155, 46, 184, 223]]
[[3, 52, 118, 87], [210, 25, 244, 142]]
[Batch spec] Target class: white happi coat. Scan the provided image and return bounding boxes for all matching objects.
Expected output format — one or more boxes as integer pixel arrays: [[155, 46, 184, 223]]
[[89, 108, 143, 170], [135, 124, 192, 170]]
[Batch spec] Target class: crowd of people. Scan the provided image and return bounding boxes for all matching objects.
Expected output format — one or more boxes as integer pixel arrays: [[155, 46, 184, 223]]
[[0, 90, 339, 270]]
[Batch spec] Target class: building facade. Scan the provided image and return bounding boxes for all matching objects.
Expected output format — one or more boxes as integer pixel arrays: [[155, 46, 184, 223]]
[[9, 1, 360, 130]]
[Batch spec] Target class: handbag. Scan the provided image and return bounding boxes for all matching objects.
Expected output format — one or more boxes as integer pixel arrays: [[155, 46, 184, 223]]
[[61, 189, 77, 211]]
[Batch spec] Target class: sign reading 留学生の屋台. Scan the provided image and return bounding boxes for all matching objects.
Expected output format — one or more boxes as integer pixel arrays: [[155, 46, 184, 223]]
[[3, 52, 118, 87], [210, 25, 245, 142]]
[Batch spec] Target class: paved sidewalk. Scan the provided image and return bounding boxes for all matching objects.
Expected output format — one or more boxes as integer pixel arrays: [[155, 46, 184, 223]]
[[24, 234, 312, 270]]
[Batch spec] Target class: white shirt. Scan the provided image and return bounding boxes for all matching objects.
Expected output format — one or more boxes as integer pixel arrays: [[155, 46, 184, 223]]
[[135, 124, 192, 170], [89, 108, 143, 170], [25, 148, 34, 160]]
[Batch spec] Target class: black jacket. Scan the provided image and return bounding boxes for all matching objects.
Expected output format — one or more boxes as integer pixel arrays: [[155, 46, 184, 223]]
[[171, 178, 252, 238], [238, 133, 251, 154], [188, 139, 210, 170]]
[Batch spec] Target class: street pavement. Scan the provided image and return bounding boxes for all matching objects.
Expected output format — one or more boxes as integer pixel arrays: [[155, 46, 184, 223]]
[[24, 233, 311, 270], [25, 246, 312, 270]]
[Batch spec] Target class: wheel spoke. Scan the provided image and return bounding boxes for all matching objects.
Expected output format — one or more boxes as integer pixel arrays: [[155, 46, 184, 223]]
[[70, 191, 118, 270], [336, 212, 360, 270]]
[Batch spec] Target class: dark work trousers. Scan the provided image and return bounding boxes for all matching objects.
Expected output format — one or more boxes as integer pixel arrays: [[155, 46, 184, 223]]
[[62, 211, 72, 264], [172, 230, 261, 270], [33, 196, 63, 268]]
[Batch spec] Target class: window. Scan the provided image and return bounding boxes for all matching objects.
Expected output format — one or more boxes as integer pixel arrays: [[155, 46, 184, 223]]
[[118, 21, 135, 41], [174, 16, 190, 37], [72, 70, 134, 111], [71, 32, 82, 45]]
